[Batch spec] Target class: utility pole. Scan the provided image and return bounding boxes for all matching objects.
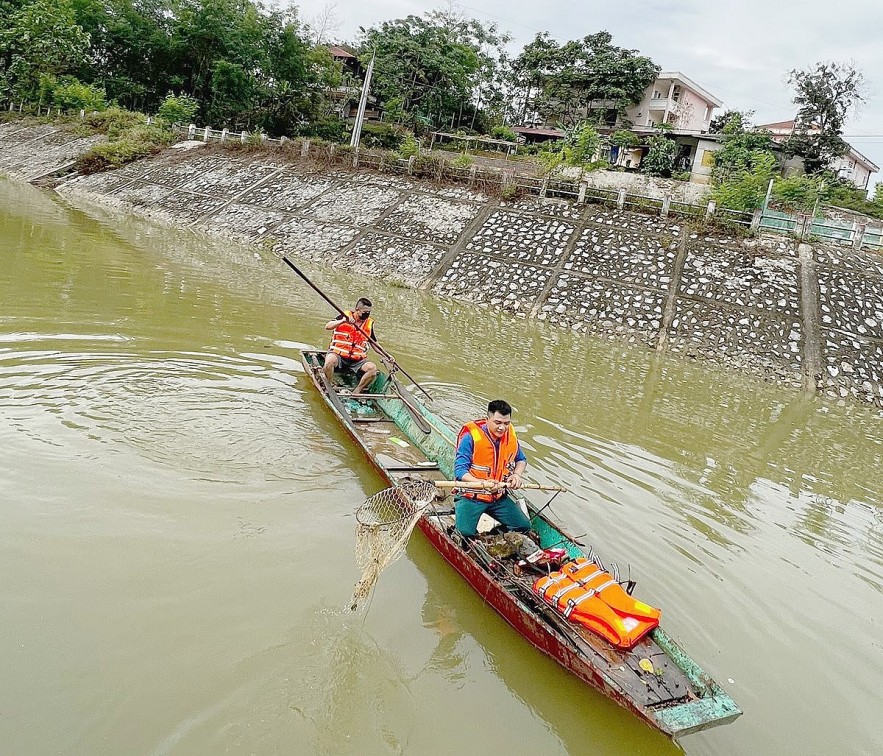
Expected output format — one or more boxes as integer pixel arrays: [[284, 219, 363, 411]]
[[350, 51, 375, 150]]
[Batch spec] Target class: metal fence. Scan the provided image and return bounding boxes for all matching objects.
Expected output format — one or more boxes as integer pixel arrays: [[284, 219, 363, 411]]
[[172, 125, 883, 250]]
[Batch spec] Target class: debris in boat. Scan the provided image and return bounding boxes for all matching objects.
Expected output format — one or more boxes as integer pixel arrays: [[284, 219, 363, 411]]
[[639, 658, 654, 674], [388, 436, 410, 448]]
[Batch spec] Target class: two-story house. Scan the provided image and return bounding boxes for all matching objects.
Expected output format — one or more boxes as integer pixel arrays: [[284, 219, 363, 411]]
[[626, 72, 723, 133], [513, 71, 724, 181]]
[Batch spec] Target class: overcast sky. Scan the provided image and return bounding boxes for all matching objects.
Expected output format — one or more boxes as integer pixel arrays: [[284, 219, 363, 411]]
[[291, 0, 883, 193]]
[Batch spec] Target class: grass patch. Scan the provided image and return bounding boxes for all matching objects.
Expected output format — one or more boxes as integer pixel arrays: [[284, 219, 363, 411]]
[[74, 108, 175, 174]]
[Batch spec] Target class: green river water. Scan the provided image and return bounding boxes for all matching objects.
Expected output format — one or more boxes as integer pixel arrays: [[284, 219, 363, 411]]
[[1, 177, 882, 755]]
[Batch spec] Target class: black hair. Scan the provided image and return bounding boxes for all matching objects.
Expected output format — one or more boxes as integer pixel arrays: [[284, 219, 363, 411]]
[[487, 399, 512, 416], [355, 297, 373, 309]]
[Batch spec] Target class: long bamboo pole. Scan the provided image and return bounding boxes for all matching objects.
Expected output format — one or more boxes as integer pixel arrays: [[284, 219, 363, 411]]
[[280, 255, 432, 402]]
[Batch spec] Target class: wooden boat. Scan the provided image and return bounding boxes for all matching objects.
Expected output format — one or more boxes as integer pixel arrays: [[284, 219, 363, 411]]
[[301, 350, 741, 739]]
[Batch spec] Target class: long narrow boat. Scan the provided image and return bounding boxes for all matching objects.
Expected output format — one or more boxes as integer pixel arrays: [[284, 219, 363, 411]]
[[301, 350, 741, 738]]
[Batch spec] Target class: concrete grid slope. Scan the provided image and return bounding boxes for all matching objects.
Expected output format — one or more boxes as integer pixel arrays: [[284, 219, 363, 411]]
[[0, 123, 879, 407]]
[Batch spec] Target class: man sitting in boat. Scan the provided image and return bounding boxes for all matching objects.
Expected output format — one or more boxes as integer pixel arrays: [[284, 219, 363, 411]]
[[323, 298, 379, 396], [454, 399, 533, 538]]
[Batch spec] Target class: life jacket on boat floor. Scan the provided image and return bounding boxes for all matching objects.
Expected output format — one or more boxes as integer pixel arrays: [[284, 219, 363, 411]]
[[532, 558, 661, 649]]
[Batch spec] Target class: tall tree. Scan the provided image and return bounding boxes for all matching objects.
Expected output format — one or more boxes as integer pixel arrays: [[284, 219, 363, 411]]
[[711, 116, 776, 183], [785, 61, 865, 174], [709, 109, 754, 134], [511, 31, 659, 127], [70, 0, 177, 111], [0, 0, 90, 102], [359, 14, 484, 131]]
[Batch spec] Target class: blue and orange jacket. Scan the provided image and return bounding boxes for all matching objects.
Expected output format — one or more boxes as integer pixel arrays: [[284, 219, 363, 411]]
[[456, 419, 520, 502]]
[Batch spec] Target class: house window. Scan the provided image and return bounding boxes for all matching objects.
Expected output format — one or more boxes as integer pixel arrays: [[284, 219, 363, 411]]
[[672, 85, 681, 102], [652, 90, 662, 99]]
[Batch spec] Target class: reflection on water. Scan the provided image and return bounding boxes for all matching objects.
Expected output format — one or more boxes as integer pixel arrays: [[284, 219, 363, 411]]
[[1, 177, 882, 755]]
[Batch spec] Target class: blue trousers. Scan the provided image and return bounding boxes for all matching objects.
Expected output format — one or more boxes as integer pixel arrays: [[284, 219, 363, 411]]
[[454, 493, 532, 537]]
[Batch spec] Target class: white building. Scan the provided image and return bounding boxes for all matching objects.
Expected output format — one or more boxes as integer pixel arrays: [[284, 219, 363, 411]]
[[626, 72, 723, 134], [757, 120, 879, 191]]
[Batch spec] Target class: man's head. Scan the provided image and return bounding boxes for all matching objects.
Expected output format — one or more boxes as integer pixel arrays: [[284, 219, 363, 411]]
[[485, 399, 513, 439], [353, 297, 373, 321]]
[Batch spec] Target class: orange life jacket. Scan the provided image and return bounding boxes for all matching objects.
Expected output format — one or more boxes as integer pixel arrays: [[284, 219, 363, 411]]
[[457, 419, 520, 503], [533, 558, 661, 649], [330, 311, 374, 361]]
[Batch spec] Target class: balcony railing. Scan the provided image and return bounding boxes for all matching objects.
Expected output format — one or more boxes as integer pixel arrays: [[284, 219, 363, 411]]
[[648, 98, 680, 114]]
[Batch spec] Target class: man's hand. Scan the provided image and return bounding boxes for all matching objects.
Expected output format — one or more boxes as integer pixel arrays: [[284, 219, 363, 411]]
[[506, 472, 523, 489], [481, 480, 506, 493]]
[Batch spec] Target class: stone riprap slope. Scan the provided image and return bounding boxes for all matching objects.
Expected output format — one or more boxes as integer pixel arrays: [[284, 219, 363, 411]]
[[0, 121, 103, 182], [0, 123, 878, 407]]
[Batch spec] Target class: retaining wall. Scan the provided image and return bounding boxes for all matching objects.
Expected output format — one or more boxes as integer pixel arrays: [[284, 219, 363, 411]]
[[1, 120, 881, 407]]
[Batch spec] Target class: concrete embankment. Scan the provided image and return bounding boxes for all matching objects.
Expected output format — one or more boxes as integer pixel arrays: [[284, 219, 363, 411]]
[[1, 119, 881, 407]]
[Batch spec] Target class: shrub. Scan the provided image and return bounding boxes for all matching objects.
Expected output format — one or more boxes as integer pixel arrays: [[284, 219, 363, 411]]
[[490, 125, 518, 142], [360, 121, 407, 150], [156, 93, 199, 126], [611, 129, 639, 149], [397, 133, 419, 159], [77, 139, 158, 173], [53, 79, 107, 112], [75, 116, 173, 174], [560, 121, 601, 166], [80, 107, 144, 138], [299, 117, 349, 143], [672, 170, 692, 182], [710, 152, 777, 212], [451, 153, 473, 169], [771, 174, 823, 214]]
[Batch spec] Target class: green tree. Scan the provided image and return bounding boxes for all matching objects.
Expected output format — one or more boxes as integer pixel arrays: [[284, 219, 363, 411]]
[[425, 7, 511, 131], [511, 31, 659, 127], [641, 135, 677, 177], [70, 0, 177, 112], [708, 109, 754, 134], [785, 62, 865, 174], [1, 0, 90, 102], [359, 14, 489, 132]]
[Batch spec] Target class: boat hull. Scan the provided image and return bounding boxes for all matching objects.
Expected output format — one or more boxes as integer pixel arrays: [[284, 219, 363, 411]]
[[299, 350, 741, 738]]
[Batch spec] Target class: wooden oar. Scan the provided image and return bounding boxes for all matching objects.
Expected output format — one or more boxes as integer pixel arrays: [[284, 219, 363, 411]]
[[280, 256, 433, 402], [434, 480, 568, 493]]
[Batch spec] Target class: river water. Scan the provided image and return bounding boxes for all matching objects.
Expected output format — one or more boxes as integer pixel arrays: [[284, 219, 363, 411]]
[[1, 176, 881, 755]]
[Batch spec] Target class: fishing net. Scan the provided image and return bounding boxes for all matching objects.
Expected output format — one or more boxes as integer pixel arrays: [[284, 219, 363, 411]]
[[350, 478, 439, 611]]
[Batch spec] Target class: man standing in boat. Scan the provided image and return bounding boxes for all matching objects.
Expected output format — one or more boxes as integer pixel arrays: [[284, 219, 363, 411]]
[[323, 297, 379, 396], [454, 399, 532, 537]]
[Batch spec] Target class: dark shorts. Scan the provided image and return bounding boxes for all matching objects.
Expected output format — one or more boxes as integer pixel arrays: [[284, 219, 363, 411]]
[[329, 351, 369, 374]]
